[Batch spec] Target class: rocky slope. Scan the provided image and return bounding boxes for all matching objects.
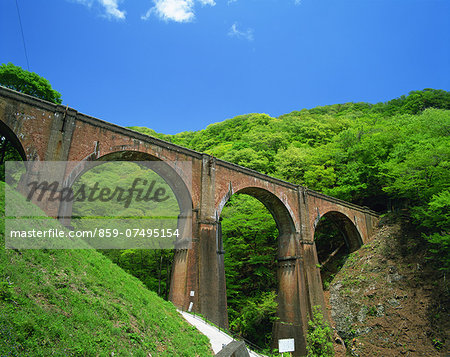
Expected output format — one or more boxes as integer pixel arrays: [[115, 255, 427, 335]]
[[324, 215, 449, 356]]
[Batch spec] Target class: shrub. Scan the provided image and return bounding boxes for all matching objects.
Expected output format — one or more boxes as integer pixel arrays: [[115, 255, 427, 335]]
[[306, 305, 334, 357]]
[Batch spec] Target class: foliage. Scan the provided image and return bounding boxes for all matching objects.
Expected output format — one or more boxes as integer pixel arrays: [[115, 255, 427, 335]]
[[315, 216, 350, 289], [401, 89, 450, 114], [411, 190, 450, 271], [134, 90, 450, 268], [306, 306, 334, 357], [0, 182, 212, 356], [102, 249, 174, 299], [128, 88, 450, 348], [222, 195, 278, 298], [132, 90, 449, 208], [71, 161, 179, 218], [0, 63, 62, 104], [229, 291, 278, 349]]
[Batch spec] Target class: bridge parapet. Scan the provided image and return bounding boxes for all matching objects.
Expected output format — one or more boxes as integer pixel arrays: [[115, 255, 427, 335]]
[[306, 188, 378, 216]]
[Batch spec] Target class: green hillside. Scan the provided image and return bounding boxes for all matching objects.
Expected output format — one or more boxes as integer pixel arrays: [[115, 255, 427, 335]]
[[0, 182, 213, 356], [128, 89, 450, 351], [2, 65, 449, 354], [1, 87, 448, 354]]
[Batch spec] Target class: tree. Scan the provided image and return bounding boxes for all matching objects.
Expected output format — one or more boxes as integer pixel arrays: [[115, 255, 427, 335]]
[[0, 63, 62, 104], [403, 89, 450, 114]]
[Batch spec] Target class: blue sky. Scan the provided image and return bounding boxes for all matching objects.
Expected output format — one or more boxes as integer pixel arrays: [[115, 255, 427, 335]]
[[1, 0, 449, 134]]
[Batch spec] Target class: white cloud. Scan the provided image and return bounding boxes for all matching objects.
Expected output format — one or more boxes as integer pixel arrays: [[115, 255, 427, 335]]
[[228, 23, 254, 41], [294, 0, 302, 5], [142, 0, 194, 22], [198, 0, 215, 5], [99, 0, 126, 19], [227, 0, 237, 4], [142, 0, 215, 23], [70, 0, 126, 20]]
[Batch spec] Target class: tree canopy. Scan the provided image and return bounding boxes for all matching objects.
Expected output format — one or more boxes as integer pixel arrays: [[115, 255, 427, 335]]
[[0, 63, 62, 104]]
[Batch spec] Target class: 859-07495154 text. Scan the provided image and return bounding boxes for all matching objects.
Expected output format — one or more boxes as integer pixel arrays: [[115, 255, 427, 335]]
[[8, 228, 180, 239]]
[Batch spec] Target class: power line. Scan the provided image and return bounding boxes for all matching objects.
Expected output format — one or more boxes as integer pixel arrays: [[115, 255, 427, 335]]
[[15, 0, 30, 71]]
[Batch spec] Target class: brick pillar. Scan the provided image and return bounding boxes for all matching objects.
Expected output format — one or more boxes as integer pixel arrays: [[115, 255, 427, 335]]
[[301, 242, 327, 313], [216, 219, 229, 328], [44, 105, 76, 161], [170, 211, 199, 312], [197, 154, 228, 328], [297, 186, 327, 320], [197, 219, 228, 327], [272, 230, 308, 356], [171, 154, 228, 328]]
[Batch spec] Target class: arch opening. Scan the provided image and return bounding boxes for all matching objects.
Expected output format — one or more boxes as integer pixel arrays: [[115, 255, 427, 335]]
[[66, 151, 193, 300], [61, 151, 192, 221], [219, 187, 297, 352], [0, 121, 26, 185], [314, 211, 362, 290]]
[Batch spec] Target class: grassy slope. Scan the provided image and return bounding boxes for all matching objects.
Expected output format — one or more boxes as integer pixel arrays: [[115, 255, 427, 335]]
[[0, 182, 213, 356]]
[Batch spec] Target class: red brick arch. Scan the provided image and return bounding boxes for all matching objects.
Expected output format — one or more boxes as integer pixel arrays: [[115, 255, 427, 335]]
[[306, 190, 376, 246], [216, 185, 297, 236]]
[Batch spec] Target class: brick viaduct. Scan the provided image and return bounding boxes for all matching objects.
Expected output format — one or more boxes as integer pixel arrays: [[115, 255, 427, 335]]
[[0, 87, 379, 355]]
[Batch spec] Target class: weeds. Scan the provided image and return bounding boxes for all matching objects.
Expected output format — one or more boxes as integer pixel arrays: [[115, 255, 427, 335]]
[[306, 306, 334, 357]]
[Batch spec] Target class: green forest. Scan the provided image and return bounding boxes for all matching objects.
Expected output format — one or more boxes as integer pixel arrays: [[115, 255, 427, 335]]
[[128, 88, 450, 350], [1, 64, 449, 353]]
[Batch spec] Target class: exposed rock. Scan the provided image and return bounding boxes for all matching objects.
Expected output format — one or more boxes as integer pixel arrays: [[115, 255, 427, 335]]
[[376, 304, 384, 317], [325, 221, 449, 356]]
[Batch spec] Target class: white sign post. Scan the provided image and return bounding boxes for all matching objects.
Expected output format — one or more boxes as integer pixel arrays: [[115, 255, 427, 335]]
[[278, 338, 295, 354]]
